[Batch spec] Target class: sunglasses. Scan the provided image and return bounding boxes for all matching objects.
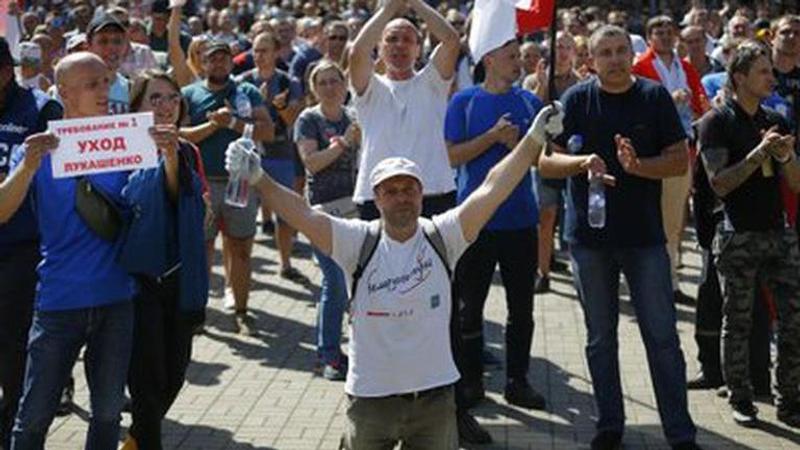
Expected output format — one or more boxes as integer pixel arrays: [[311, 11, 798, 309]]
[[328, 35, 348, 42]]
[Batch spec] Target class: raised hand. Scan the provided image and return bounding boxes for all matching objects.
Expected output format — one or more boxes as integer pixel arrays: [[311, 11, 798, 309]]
[[615, 134, 640, 174]]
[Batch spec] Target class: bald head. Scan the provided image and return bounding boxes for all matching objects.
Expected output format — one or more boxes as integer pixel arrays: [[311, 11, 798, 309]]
[[384, 18, 419, 41], [55, 52, 111, 118], [55, 51, 106, 87]]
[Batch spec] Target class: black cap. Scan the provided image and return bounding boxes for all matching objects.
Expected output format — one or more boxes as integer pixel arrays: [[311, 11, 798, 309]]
[[87, 12, 127, 38], [0, 37, 17, 67], [204, 41, 232, 58]]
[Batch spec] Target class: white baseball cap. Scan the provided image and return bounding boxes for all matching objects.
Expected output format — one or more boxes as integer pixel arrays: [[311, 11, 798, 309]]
[[369, 157, 424, 190]]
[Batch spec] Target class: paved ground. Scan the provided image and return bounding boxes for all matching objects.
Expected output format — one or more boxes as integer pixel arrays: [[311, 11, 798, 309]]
[[43, 229, 800, 449]]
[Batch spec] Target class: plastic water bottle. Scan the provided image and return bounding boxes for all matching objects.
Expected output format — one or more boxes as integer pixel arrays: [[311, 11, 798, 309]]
[[235, 91, 252, 119], [588, 177, 606, 229], [225, 124, 256, 208]]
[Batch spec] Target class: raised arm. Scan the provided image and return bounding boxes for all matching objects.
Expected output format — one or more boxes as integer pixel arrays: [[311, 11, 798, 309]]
[[168, 7, 194, 88], [457, 104, 563, 242], [407, 0, 459, 79], [348, 0, 405, 95], [225, 141, 334, 253]]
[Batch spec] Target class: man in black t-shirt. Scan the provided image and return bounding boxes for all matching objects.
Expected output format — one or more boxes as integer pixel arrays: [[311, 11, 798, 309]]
[[699, 40, 800, 429], [539, 25, 699, 450]]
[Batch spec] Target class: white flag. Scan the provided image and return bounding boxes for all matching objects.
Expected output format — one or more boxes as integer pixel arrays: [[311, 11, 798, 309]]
[[468, 0, 518, 63]]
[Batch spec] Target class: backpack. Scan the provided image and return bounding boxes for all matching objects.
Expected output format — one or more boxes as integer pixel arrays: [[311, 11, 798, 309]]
[[348, 220, 450, 314]]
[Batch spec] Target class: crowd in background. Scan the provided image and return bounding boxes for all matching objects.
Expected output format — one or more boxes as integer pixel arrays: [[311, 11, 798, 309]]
[[3, 0, 800, 448]]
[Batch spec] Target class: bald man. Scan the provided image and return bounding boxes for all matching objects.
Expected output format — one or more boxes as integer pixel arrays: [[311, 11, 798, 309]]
[[348, 0, 460, 220], [0, 52, 137, 450]]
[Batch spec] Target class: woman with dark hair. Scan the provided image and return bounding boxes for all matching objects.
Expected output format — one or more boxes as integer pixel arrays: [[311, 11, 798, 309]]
[[121, 70, 210, 450]]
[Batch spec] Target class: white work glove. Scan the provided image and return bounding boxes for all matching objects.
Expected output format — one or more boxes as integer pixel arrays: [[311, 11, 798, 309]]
[[526, 101, 565, 147], [225, 139, 263, 185]]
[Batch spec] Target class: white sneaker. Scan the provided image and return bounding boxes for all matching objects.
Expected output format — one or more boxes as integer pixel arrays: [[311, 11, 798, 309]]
[[223, 287, 236, 310]]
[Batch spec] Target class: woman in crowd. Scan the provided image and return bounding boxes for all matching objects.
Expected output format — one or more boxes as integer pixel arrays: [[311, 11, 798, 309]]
[[293, 61, 359, 380], [170, 4, 208, 87], [121, 70, 209, 450]]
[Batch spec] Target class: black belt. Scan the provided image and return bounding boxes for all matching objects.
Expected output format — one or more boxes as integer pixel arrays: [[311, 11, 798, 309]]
[[390, 384, 451, 401]]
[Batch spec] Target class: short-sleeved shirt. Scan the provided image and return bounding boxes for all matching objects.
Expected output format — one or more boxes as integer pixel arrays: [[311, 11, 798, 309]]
[[445, 85, 541, 230], [329, 209, 470, 397], [235, 69, 302, 160], [288, 44, 322, 93], [0, 84, 63, 251], [555, 77, 686, 248], [697, 99, 790, 232], [351, 64, 456, 202], [10, 150, 136, 311], [293, 105, 357, 205], [182, 78, 264, 177]]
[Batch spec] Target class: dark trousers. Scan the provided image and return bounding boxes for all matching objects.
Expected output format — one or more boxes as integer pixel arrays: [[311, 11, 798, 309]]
[[356, 191, 457, 221], [0, 244, 38, 450], [128, 274, 195, 450], [455, 228, 537, 384], [694, 250, 772, 389]]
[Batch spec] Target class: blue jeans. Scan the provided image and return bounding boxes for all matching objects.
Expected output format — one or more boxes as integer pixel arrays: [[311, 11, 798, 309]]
[[11, 301, 134, 450], [312, 248, 347, 364], [570, 244, 695, 445]]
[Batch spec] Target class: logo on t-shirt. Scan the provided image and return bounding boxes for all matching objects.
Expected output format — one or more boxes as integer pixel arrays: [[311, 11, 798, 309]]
[[366, 248, 434, 295]]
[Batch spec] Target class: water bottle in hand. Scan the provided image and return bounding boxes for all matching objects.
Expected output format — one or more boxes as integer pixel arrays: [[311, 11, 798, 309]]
[[225, 124, 256, 208], [588, 176, 606, 229]]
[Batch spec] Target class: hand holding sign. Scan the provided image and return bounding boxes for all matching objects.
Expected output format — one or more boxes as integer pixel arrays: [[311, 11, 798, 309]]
[[22, 132, 60, 174]]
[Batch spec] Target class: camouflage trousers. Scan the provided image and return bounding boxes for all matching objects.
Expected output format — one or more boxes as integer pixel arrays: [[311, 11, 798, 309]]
[[715, 228, 800, 406]]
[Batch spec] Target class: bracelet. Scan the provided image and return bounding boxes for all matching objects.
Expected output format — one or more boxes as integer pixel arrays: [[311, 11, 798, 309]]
[[228, 117, 239, 131]]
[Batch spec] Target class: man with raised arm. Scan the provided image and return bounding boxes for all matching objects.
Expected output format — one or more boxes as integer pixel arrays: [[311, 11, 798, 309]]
[[225, 102, 563, 450]]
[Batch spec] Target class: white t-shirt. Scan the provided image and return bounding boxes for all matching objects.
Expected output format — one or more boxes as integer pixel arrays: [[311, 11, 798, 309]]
[[350, 64, 456, 203], [330, 208, 470, 397]]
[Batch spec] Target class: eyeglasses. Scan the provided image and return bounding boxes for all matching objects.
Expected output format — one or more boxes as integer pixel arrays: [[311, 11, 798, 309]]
[[328, 35, 348, 42], [449, 20, 465, 27], [148, 92, 181, 107]]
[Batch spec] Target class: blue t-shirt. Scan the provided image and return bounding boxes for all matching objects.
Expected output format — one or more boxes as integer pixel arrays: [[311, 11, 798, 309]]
[[182, 79, 264, 177], [0, 85, 62, 251], [445, 85, 541, 230], [289, 44, 322, 94], [10, 151, 136, 311], [555, 77, 686, 248], [701, 71, 727, 100]]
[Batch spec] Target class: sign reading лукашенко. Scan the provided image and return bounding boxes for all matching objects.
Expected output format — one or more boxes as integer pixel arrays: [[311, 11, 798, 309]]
[[48, 112, 158, 178]]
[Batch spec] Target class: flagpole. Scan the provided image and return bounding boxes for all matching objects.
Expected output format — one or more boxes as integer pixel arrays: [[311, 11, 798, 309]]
[[544, 0, 558, 155]]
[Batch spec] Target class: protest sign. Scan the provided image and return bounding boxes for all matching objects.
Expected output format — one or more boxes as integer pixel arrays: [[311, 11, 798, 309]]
[[49, 112, 158, 178]]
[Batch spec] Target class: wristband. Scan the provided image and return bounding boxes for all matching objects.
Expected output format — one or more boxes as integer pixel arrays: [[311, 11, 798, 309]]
[[228, 117, 239, 131]]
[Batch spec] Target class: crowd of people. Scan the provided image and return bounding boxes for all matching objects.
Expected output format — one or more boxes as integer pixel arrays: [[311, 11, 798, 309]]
[[2, 0, 800, 449]]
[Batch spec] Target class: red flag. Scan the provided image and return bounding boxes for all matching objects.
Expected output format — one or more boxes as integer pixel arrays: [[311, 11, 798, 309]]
[[516, 0, 556, 34]]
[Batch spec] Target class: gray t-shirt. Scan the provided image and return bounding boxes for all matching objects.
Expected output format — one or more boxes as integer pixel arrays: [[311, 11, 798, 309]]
[[293, 105, 357, 205]]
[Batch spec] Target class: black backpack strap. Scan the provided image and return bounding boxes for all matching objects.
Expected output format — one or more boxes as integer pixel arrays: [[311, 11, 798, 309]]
[[349, 220, 382, 314], [421, 220, 451, 281]]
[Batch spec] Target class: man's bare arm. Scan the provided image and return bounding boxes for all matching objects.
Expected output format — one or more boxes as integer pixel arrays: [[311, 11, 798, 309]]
[[407, 0, 459, 79], [621, 139, 688, 179], [701, 145, 766, 198], [251, 172, 334, 254], [348, 0, 404, 95]]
